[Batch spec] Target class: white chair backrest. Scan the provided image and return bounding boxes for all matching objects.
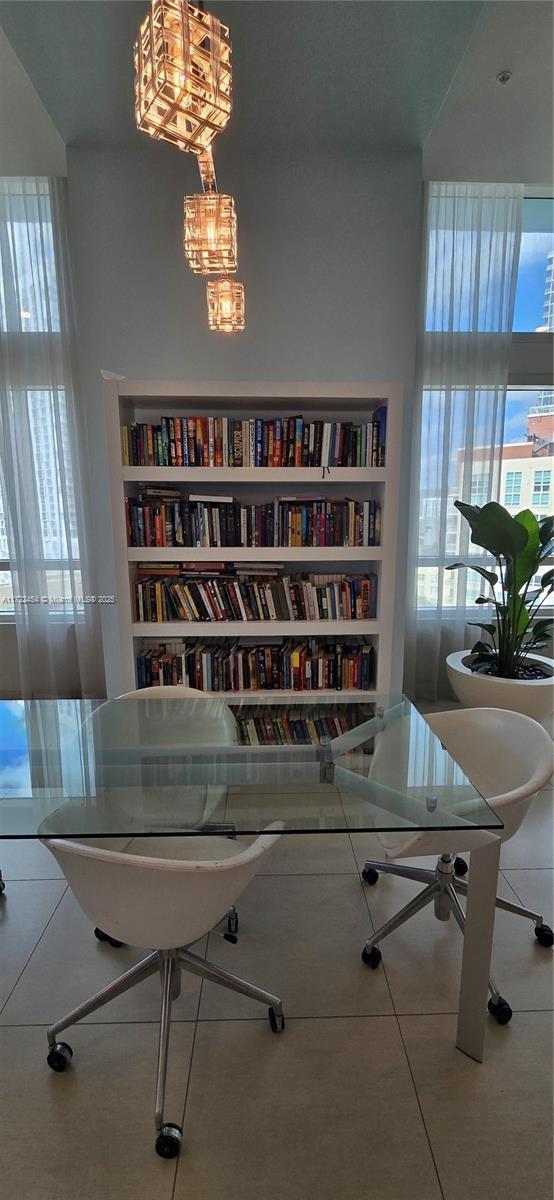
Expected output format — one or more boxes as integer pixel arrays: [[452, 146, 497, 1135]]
[[373, 707, 552, 858], [84, 685, 238, 834], [425, 708, 553, 841], [44, 825, 282, 950], [103, 685, 239, 747]]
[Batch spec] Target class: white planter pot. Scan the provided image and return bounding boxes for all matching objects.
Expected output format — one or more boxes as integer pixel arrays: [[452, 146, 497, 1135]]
[[446, 650, 554, 727]]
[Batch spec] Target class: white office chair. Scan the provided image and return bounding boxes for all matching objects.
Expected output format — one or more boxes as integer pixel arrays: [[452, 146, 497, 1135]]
[[42, 823, 284, 1159], [360, 708, 554, 1025], [88, 685, 240, 946]]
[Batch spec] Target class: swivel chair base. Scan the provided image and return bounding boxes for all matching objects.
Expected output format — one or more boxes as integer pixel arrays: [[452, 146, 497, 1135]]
[[46, 944, 284, 1157], [361, 852, 553, 1024]]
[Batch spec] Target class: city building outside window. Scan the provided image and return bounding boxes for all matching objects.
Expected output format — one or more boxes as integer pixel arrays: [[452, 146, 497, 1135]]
[[504, 470, 523, 507], [532, 468, 551, 508]]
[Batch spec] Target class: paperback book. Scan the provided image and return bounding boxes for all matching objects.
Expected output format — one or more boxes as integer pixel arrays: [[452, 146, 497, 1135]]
[[121, 409, 387, 469], [125, 490, 382, 549], [134, 567, 378, 624], [136, 637, 377, 692]]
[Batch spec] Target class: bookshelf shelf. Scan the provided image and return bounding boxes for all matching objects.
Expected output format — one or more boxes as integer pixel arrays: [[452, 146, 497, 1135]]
[[122, 466, 386, 484], [131, 620, 381, 637], [101, 380, 403, 699], [218, 689, 377, 704], [128, 546, 385, 563]]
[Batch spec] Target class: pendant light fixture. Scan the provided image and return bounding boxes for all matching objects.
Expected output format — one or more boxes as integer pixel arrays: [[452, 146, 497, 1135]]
[[183, 148, 237, 275], [134, 0, 232, 155], [134, 2, 245, 331], [207, 278, 245, 332]]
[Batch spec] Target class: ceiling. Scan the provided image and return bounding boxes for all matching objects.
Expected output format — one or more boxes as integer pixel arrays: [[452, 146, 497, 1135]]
[[0, 1, 484, 153], [423, 1, 554, 183]]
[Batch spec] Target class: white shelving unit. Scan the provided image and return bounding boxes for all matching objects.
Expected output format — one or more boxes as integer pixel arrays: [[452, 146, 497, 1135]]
[[101, 380, 403, 700]]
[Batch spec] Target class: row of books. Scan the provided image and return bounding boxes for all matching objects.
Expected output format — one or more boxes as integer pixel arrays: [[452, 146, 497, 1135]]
[[125, 489, 382, 549], [134, 568, 379, 624], [233, 705, 373, 747], [121, 410, 387, 469], [136, 638, 377, 692]]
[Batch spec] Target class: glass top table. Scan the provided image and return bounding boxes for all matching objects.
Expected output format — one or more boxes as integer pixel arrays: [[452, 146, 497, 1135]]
[[0, 694, 502, 839], [0, 694, 504, 1064]]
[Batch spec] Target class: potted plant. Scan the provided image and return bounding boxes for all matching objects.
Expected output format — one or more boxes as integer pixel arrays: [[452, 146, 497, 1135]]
[[446, 500, 554, 724]]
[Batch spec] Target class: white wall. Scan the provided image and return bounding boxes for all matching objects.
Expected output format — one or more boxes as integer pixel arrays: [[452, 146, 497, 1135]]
[[0, 28, 66, 175], [65, 140, 422, 691]]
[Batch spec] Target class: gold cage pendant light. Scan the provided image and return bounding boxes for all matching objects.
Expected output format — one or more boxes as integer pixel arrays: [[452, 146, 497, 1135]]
[[134, 0, 232, 154], [207, 278, 245, 332], [184, 148, 237, 275], [184, 193, 238, 274]]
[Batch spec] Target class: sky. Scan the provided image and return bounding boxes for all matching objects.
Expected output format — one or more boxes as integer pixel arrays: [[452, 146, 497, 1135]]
[[504, 388, 552, 443], [0, 700, 31, 790], [513, 231, 553, 332]]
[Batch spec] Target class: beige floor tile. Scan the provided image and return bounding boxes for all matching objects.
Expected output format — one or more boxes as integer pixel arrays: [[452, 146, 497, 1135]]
[[361, 867, 553, 1014], [0, 838, 64, 879], [0, 1022, 193, 1200], [198, 873, 393, 1020], [500, 789, 554, 869], [256, 831, 357, 874], [0, 889, 204, 1025], [174, 1016, 442, 1200], [399, 1011, 553, 1200], [502, 868, 554, 934], [0, 879, 66, 1011]]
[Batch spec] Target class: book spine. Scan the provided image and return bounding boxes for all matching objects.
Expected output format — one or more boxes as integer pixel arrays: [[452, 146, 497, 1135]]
[[255, 418, 263, 467]]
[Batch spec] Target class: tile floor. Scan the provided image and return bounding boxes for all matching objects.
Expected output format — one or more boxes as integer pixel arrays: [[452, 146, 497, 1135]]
[[0, 788, 553, 1200]]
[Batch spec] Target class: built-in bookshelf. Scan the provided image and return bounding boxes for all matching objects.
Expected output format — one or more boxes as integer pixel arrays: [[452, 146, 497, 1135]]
[[101, 381, 403, 703]]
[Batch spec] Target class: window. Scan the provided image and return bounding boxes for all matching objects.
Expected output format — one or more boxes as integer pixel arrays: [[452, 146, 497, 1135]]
[[0, 178, 80, 615], [0, 178, 59, 333], [532, 469, 551, 508], [504, 471, 522, 507], [470, 474, 488, 505], [416, 385, 553, 610], [513, 198, 554, 331], [415, 187, 553, 620]]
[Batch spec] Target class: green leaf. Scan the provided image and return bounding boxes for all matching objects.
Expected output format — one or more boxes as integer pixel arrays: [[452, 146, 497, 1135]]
[[539, 516, 554, 546], [466, 622, 496, 637], [512, 509, 541, 591], [453, 501, 482, 534], [470, 640, 495, 656], [516, 606, 530, 636], [455, 500, 528, 558], [445, 562, 498, 587], [539, 538, 554, 561], [529, 618, 554, 636], [540, 569, 554, 589]]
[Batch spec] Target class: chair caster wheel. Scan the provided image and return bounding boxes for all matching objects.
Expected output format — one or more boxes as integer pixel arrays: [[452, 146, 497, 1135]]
[[454, 856, 468, 877], [227, 910, 239, 935], [155, 1123, 182, 1159], [362, 867, 379, 885], [94, 927, 124, 948], [268, 1006, 285, 1033], [361, 945, 382, 969], [47, 1041, 73, 1071], [487, 996, 512, 1025], [535, 923, 553, 948]]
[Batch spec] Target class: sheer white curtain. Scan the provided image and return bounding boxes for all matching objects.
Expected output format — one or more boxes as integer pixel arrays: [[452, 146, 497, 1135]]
[[0, 177, 104, 697], [405, 181, 523, 701]]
